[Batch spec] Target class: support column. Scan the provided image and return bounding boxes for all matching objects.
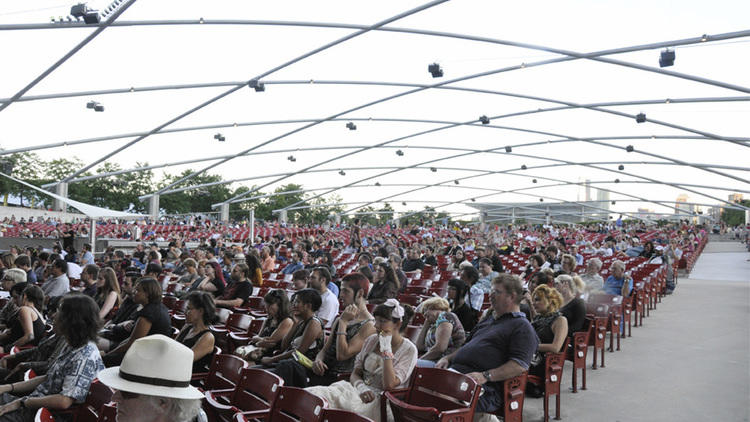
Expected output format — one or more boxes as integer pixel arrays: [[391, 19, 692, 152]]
[[53, 182, 68, 212], [148, 195, 160, 219], [278, 210, 288, 223], [479, 211, 486, 231], [249, 209, 255, 242], [220, 203, 230, 222], [546, 206, 551, 225], [90, 219, 96, 255], [334, 213, 341, 224], [511, 207, 516, 224]]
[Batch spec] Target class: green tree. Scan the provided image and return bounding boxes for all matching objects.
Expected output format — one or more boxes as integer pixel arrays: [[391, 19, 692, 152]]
[[158, 171, 233, 214], [721, 200, 749, 226]]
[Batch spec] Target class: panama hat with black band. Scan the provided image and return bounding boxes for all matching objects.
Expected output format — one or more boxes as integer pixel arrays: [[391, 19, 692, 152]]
[[98, 334, 203, 400]]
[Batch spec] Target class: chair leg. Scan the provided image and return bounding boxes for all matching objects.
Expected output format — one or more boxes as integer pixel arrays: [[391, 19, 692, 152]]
[[591, 345, 598, 370], [543, 391, 550, 422], [600, 345, 605, 368], [581, 363, 587, 390], [571, 365, 577, 393], [555, 392, 561, 420]]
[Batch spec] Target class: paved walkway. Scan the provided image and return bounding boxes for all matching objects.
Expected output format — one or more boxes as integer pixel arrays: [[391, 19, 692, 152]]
[[515, 241, 750, 422]]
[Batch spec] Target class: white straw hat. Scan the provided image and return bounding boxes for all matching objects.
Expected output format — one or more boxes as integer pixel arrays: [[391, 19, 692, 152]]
[[98, 335, 203, 400]]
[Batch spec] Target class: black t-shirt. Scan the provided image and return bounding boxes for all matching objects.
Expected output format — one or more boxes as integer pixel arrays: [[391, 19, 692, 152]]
[[453, 302, 476, 333], [560, 298, 586, 337], [220, 280, 252, 305], [137, 303, 172, 337]]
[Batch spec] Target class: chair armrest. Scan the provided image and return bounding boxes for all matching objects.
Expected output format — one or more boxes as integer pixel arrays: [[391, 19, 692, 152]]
[[191, 372, 209, 382], [232, 307, 250, 314], [204, 391, 238, 412], [383, 391, 439, 419], [228, 332, 252, 347], [527, 375, 542, 385], [235, 409, 270, 421]]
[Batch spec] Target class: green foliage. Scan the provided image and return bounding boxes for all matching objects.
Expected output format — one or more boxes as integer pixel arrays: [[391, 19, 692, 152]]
[[721, 200, 749, 226]]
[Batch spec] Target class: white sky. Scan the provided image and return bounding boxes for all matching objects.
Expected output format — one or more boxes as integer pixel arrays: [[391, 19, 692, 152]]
[[0, 0, 748, 220]]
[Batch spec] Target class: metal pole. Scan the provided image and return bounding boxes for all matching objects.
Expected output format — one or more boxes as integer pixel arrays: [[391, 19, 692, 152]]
[[249, 209, 255, 244]]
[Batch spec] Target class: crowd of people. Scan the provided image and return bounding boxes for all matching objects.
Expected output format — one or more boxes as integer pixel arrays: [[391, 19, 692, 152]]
[[0, 217, 707, 421]]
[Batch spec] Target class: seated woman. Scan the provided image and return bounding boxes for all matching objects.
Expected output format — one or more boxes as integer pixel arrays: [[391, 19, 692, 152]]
[[527, 285, 568, 397], [235, 289, 293, 363], [523, 254, 545, 282], [554, 254, 578, 277], [96, 267, 122, 321], [447, 278, 475, 333], [555, 275, 586, 336], [176, 291, 216, 373], [306, 299, 417, 422], [0, 284, 46, 354], [0, 295, 104, 421], [274, 273, 376, 387], [445, 249, 468, 272], [415, 297, 465, 368], [257, 289, 324, 369], [367, 263, 400, 305], [195, 261, 225, 297], [102, 277, 172, 367]]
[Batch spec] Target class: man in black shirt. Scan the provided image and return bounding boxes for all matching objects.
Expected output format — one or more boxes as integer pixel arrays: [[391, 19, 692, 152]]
[[402, 247, 425, 272], [215, 263, 252, 309]]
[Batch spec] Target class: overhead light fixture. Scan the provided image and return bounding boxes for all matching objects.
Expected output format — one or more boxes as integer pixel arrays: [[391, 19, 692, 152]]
[[505, 146, 512, 153], [618, 164, 625, 170], [615, 178, 620, 183], [521, 164, 527, 170], [346, 122, 357, 130], [199, 17, 204, 24], [428, 63, 443, 78], [470, 198, 476, 202], [612, 201, 616, 205], [338, 170, 346, 176], [70, 3, 99, 24], [454, 180, 459, 185], [700, 34, 708, 42], [532, 179, 537, 183], [402, 202, 407, 206], [248, 79, 265, 92], [659, 49, 675, 67], [375, 182, 381, 187], [86, 100, 104, 111], [539, 198, 544, 202], [626, 145, 634, 152], [287, 155, 296, 162], [396, 150, 404, 156], [214, 133, 225, 142], [479, 115, 490, 125], [635, 113, 646, 123]]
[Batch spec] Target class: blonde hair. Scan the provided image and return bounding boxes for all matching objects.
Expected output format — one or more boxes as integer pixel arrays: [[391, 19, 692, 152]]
[[532, 284, 563, 313], [419, 296, 450, 313]]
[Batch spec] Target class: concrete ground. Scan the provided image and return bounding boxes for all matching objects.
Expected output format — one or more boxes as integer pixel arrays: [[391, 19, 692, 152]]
[[516, 241, 750, 422]]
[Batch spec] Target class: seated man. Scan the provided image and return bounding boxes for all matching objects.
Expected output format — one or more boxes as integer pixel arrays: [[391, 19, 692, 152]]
[[214, 263, 253, 309], [436, 273, 538, 415], [99, 335, 203, 422]]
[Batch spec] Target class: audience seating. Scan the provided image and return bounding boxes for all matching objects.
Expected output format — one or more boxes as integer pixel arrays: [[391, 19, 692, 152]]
[[204, 368, 283, 422], [211, 313, 255, 352], [193, 354, 249, 392], [527, 338, 569, 422], [493, 372, 528, 422], [97, 404, 117, 422], [321, 408, 374, 422], [34, 408, 55, 422], [383, 367, 482, 422], [565, 327, 591, 393], [233, 386, 327, 422]]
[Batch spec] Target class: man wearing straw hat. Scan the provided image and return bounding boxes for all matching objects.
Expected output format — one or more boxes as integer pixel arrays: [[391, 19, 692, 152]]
[[98, 335, 204, 422]]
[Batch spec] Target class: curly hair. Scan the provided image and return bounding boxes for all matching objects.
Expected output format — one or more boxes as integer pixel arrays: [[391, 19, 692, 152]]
[[532, 284, 563, 314], [185, 291, 217, 325], [55, 294, 100, 348]]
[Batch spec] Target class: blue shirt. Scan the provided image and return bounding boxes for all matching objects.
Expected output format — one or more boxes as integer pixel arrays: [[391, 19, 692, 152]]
[[31, 341, 104, 403], [603, 275, 632, 296], [281, 261, 304, 275]]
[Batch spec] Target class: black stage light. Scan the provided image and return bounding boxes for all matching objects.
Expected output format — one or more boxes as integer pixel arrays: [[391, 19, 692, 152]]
[[428, 63, 443, 78], [375, 182, 381, 187], [454, 180, 459, 185], [94, 104, 104, 112], [396, 150, 404, 156], [287, 155, 296, 162], [248, 79, 265, 92], [505, 146, 512, 153], [521, 165, 527, 170], [618, 165, 625, 170], [338, 170, 346, 176], [470, 198, 476, 202], [86, 101, 96, 109], [626, 145, 634, 152], [83, 9, 99, 24], [539, 198, 544, 202], [430, 167, 437, 172], [636, 113, 646, 123], [659, 49, 675, 67], [214, 133, 225, 142], [615, 178, 620, 183], [532, 179, 537, 183], [612, 201, 616, 205], [402, 202, 407, 206], [346, 122, 357, 130], [479, 115, 490, 125]]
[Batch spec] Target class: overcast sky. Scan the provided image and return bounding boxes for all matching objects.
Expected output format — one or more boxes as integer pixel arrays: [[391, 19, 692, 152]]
[[1, 0, 748, 220]]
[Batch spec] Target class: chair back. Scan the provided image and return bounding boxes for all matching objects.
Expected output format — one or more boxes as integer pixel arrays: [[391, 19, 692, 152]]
[[205, 354, 248, 391], [270, 386, 326, 422], [97, 404, 117, 422], [321, 408, 374, 422], [34, 408, 56, 422], [406, 367, 481, 413]]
